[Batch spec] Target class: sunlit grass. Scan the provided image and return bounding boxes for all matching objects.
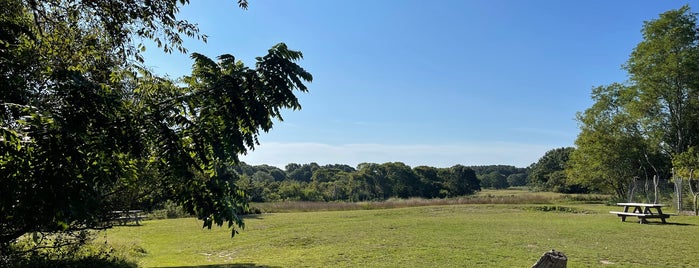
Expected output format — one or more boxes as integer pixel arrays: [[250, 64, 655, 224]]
[[105, 198, 699, 267]]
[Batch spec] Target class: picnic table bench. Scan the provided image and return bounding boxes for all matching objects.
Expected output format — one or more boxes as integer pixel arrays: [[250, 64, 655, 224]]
[[110, 210, 146, 225], [609, 203, 670, 224]]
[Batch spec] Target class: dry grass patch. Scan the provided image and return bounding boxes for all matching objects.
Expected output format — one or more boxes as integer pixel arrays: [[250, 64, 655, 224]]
[[253, 188, 609, 213]]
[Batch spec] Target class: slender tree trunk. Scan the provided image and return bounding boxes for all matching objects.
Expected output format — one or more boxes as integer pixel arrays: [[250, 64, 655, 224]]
[[653, 175, 659, 204], [627, 178, 637, 202], [531, 250, 567, 268], [643, 153, 660, 203], [675, 178, 683, 212], [674, 169, 683, 213]]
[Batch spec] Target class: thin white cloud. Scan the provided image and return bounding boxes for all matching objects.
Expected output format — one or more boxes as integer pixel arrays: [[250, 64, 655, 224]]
[[511, 127, 576, 139], [240, 142, 555, 169]]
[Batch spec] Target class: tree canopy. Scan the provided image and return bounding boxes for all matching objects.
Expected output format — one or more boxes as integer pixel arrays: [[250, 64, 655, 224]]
[[568, 5, 699, 199], [223, 162, 531, 203], [0, 0, 311, 255]]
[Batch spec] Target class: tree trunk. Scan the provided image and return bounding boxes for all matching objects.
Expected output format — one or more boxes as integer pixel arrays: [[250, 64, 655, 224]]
[[531, 250, 567, 268], [653, 175, 659, 204], [674, 177, 683, 213]]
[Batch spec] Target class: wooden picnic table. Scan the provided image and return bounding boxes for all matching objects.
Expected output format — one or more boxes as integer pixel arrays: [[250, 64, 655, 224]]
[[609, 203, 670, 224], [110, 210, 146, 225]]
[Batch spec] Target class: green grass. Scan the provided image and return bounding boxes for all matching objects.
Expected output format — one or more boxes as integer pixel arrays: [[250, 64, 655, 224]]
[[104, 200, 699, 267]]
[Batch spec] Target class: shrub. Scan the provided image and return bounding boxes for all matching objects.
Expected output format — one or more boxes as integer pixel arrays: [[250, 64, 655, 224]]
[[149, 200, 190, 219]]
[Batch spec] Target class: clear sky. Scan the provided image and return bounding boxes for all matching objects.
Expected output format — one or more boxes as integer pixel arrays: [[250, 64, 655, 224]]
[[143, 0, 699, 169]]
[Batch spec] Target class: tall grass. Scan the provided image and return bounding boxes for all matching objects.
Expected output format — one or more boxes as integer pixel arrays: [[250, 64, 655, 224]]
[[253, 188, 610, 213]]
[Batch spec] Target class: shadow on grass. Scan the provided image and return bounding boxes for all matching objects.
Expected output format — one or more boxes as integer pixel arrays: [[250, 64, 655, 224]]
[[7, 257, 139, 268], [659, 222, 694, 226], [158, 264, 280, 268], [109, 224, 146, 227], [621, 221, 695, 226], [242, 214, 264, 220]]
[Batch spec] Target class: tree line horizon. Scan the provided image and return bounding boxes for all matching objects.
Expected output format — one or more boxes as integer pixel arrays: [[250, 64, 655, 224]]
[[224, 161, 529, 203]]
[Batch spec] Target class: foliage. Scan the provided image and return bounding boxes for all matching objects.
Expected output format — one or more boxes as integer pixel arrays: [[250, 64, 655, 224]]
[[479, 171, 508, 189], [570, 5, 699, 199], [528, 147, 580, 192], [469, 165, 527, 178], [506, 173, 528, 187], [0, 0, 311, 258], [148, 200, 191, 220], [673, 147, 699, 178], [1, 229, 138, 268], [624, 5, 699, 156], [567, 84, 658, 198], [672, 147, 699, 214], [229, 162, 486, 202]]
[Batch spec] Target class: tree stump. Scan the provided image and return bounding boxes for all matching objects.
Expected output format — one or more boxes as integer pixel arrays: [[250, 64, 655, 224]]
[[531, 249, 567, 268]]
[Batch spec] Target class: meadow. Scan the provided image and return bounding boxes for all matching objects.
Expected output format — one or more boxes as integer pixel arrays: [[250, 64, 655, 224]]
[[104, 190, 699, 267]]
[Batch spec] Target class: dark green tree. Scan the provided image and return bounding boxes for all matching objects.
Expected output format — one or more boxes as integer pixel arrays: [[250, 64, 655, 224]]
[[506, 173, 528, 187], [439, 165, 480, 197], [354, 163, 391, 200], [382, 162, 421, 198], [413, 166, 442, 198], [529, 147, 575, 192], [287, 163, 319, 182], [480, 171, 508, 189], [0, 0, 311, 254]]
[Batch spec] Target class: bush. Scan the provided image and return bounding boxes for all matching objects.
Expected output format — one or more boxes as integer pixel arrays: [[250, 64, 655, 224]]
[[1, 232, 138, 268], [149, 200, 190, 219]]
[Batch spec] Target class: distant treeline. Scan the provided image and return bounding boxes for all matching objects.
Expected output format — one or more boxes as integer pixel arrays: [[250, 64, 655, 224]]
[[232, 162, 528, 202]]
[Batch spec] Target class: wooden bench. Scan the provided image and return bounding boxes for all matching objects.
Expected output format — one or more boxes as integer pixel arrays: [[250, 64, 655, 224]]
[[609, 203, 670, 224], [609, 211, 670, 223]]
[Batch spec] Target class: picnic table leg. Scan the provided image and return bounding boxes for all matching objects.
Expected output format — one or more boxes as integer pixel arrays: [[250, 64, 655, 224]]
[[619, 206, 629, 221], [656, 207, 668, 223]]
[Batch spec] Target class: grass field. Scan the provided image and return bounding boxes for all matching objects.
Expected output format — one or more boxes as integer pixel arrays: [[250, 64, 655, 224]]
[[104, 191, 699, 267]]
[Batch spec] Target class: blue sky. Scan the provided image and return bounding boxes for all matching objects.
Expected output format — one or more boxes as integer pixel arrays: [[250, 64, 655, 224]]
[[143, 1, 697, 168]]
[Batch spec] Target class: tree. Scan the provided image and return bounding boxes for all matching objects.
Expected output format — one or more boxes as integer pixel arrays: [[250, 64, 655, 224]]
[[354, 163, 391, 199], [506, 173, 528, 187], [254, 165, 287, 181], [439, 165, 480, 197], [570, 6, 699, 201], [287, 163, 319, 182], [382, 162, 421, 198], [480, 171, 508, 189], [567, 84, 651, 198], [311, 168, 342, 183], [529, 147, 575, 192], [672, 147, 699, 214], [413, 166, 442, 198], [0, 0, 311, 255], [624, 5, 699, 156]]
